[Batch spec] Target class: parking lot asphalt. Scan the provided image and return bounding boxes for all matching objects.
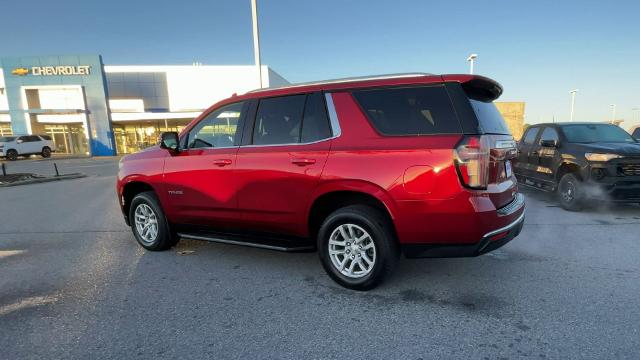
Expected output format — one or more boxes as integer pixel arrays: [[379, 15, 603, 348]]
[[1, 157, 639, 359]]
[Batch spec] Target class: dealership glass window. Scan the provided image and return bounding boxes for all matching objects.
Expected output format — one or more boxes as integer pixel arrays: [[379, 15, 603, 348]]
[[0, 124, 12, 136], [112, 119, 191, 154], [187, 102, 245, 149]]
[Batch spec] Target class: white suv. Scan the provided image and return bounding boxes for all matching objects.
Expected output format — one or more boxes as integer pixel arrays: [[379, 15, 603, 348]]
[[0, 135, 55, 161]]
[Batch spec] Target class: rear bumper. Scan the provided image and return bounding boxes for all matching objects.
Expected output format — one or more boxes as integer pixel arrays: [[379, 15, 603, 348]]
[[402, 210, 525, 258]]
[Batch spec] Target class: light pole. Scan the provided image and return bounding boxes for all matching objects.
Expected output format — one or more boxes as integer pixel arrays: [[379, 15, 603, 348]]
[[610, 104, 617, 124], [251, 0, 263, 88], [570, 89, 578, 121], [466, 53, 478, 74]]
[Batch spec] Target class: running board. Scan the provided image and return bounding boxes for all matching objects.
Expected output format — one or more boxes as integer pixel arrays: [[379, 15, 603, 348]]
[[177, 231, 316, 252]]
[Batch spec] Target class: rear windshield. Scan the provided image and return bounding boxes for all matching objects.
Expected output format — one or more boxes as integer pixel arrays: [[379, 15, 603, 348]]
[[469, 99, 511, 135], [562, 124, 636, 143], [352, 86, 461, 135], [0, 136, 16, 142]]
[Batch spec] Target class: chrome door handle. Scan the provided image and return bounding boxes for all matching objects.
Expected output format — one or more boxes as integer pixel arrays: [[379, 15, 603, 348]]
[[291, 158, 316, 166], [213, 159, 232, 167]]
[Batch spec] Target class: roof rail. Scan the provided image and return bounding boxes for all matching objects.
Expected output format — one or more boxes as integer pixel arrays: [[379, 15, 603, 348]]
[[247, 72, 434, 93]]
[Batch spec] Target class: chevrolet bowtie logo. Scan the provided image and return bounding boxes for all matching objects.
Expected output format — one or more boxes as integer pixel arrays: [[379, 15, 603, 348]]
[[11, 68, 29, 76]]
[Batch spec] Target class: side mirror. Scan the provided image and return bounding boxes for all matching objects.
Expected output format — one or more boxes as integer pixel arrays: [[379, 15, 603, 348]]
[[159, 132, 180, 152], [16, 139, 23, 144], [540, 139, 558, 148]]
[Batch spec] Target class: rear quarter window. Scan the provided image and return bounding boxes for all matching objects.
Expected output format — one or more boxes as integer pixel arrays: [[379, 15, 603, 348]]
[[352, 85, 461, 135], [469, 99, 511, 135]]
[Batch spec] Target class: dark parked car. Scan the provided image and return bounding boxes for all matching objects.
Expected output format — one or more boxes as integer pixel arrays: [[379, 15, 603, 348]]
[[631, 126, 640, 140], [514, 122, 640, 210]]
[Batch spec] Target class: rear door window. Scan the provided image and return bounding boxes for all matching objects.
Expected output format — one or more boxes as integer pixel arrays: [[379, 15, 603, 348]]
[[468, 99, 511, 135], [252, 95, 306, 145], [352, 85, 461, 135], [301, 92, 332, 143], [522, 127, 540, 145]]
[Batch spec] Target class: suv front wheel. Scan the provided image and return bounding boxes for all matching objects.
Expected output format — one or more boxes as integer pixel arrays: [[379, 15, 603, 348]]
[[5, 149, 18, 161], [317, 205, 399, 290], [558, 173, 584, 211], [129, 191, 180, 251]]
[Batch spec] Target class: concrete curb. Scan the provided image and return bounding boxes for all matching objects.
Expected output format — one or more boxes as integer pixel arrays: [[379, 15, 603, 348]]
[[0, 173, 87, 188]]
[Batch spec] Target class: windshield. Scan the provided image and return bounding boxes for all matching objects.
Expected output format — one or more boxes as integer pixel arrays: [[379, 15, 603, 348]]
[[0, 136, 16, 142], [468, 99, 511, 135], [562, 124, 636, 143]]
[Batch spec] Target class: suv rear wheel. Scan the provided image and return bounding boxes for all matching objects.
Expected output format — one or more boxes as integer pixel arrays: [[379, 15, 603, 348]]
[[41, 147, 51, 158], [317, 205, 399, 290], [129, 191, 180, 251], [558, 173, 584, 211]]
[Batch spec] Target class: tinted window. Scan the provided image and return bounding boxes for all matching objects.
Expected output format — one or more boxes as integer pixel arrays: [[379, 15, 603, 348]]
[[561, 124, 636, 143], [522, 127, 539, 145], [40, 135, 52, 140], [301, 92, 332, 143], [469, 99, 511, 135], [253, 95, 306, 145], [26, 136, 40, 142], [187, 102, 244, 149], [352, 86, 461, 135], [539, 127, 559, 144], [0, 136, 16, 142], [631, 128, 639, 139]]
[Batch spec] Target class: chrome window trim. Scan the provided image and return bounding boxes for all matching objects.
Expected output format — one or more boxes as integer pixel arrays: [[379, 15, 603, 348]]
[[239, 93, 341, 149], [182, 145, 240, 151], [179, 93, 343, 151], [324, 93, 342, 138]]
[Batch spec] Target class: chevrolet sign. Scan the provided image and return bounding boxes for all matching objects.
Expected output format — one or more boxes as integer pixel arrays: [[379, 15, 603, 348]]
[[11, 65, 91, 76], [32, 65, 91, 76]]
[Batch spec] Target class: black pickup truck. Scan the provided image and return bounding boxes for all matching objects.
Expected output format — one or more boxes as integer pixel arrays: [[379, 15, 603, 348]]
[[513, 122, 640, 210]]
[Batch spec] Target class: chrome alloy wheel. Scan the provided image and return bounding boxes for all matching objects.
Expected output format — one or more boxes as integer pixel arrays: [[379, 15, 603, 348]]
[[328, 224, 377, 279], [134, 203, 159, 244]]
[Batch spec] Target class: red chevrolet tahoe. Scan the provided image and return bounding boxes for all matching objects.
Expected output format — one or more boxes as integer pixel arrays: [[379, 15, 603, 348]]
[[117, 73, 525, 290]]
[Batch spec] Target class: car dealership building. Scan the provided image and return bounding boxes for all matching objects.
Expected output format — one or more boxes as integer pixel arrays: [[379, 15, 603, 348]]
[[0, 54, 288, 155]]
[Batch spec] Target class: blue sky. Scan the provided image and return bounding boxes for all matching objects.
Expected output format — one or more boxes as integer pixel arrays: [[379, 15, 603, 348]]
[[2, 0, 639, 129]]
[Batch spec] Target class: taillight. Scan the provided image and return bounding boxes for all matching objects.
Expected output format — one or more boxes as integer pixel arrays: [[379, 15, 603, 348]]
[[454, 136, 490, 189]]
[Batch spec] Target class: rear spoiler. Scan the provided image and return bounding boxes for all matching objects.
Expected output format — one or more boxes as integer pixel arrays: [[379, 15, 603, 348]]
[[442, 74, 503, 102]]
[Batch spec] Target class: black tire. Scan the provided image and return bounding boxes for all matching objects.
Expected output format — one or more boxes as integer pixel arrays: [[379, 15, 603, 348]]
[[558, 173, 584, 211], [317, 205, 399, 291], [6, 149, 18, 161], [41, 147, 51, 158], [129, 191, 180, 251]]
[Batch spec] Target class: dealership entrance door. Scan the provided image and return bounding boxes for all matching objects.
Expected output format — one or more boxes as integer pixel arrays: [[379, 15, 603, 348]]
[[23, 86, 90, 155]]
